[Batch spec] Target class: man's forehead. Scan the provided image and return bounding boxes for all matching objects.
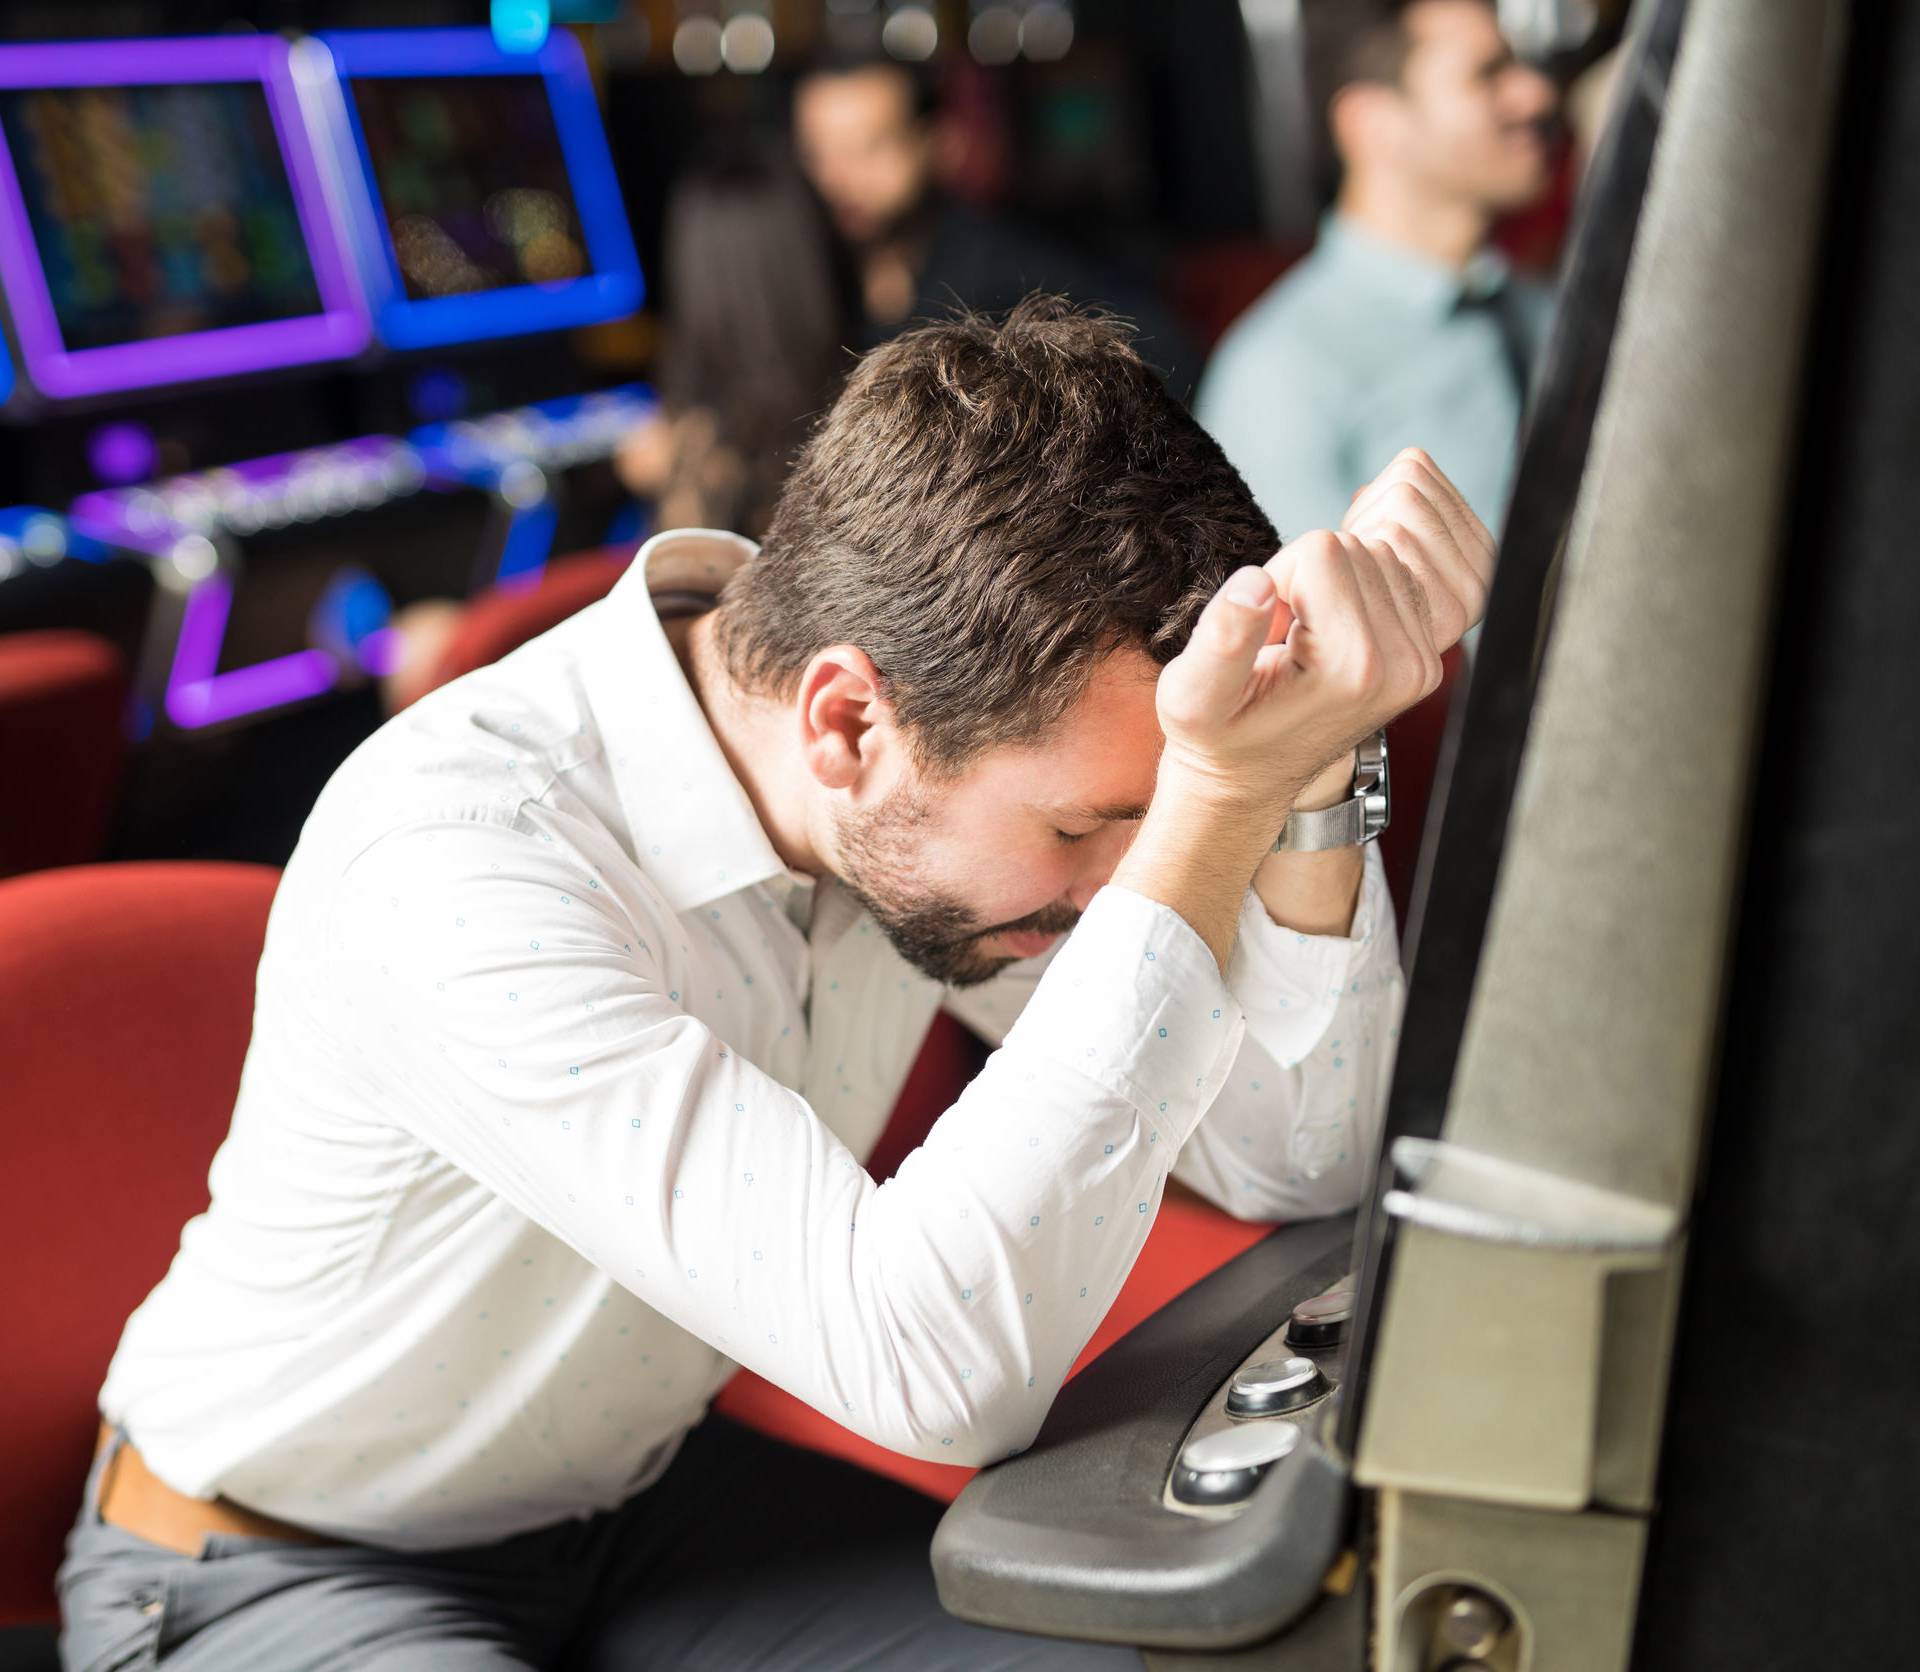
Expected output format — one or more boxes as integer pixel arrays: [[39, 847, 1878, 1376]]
[[1005, 649, 1163, 810], [798, 67, 918, 130], [1406, 0, 1509, 68]]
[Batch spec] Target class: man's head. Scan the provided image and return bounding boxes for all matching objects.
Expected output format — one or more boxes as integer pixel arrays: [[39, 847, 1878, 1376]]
[[792, 54, 937, 248], [712, 298, 1276, 985], [1313, 0, 1557, 217]]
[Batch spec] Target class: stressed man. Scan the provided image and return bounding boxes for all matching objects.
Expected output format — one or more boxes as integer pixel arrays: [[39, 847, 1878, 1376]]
[[62, 300, 1489, 1671]]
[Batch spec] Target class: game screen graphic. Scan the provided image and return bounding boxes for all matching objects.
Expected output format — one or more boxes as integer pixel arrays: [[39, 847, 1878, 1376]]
[[0, 82, 323, 352], [347, 75, 590, 301]]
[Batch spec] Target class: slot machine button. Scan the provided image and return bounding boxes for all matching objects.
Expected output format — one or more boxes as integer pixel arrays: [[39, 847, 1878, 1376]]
[[1225, 1356, 1328, 1418], [1172, 1421, 1301, 1506], [1287, 1286, 1356, 1350], [164, 481, 219, 534], [21, 513, 68, 563], [123, 489, 171, 537]]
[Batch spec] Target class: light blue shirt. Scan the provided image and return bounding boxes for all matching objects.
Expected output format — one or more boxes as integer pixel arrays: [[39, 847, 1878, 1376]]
[[1195, 215, 1553, 538]]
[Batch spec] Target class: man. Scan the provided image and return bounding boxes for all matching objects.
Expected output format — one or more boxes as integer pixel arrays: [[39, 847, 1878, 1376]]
[[793, 49, 1198, 396], [61, 300, 1489, 1669], [1197, 0, 1559, 536]]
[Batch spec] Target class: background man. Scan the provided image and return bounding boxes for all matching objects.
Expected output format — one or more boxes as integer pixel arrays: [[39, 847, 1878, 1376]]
[[1196, 0, 1559, 536], [62, 301, 1488, 1670], [793, 50, 1198, 396]]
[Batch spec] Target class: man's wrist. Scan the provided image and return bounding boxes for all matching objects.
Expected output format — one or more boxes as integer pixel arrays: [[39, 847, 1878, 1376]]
[[1146, 760, 1305, 861], [1292, 750, 1358, 813], [1113, 765, 1299, 970]]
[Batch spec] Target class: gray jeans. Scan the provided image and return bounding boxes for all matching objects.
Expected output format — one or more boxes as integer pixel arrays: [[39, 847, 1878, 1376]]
[[58, 1416, 1141, 1671]]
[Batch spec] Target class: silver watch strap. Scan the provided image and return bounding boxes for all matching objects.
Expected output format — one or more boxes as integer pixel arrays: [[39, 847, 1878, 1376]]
[[1272, 795, 1371, 852], [1272, 729, 1391, 853]]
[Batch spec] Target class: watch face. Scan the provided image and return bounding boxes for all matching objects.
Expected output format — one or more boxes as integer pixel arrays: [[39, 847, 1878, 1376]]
[[1374, 729, 1390, 836]]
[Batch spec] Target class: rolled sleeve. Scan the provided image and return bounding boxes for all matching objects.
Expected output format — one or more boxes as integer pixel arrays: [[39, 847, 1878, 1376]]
[[1174, 845, 1405, 1220]]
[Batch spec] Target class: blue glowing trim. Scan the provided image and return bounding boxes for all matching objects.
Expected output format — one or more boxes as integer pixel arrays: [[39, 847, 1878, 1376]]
[[318, 28, 643, 351], [0, 335, 13, 405], [0, 505, 110, 563]]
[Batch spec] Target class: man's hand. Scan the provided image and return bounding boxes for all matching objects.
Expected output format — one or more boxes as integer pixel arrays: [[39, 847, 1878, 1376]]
[[1110, 450, 1493, 968], [1339, 445, 1494, 653], [1154, 448, 1491, 826]]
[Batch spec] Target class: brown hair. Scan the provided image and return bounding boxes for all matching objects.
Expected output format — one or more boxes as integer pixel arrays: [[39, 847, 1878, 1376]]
[[712, 296, 1278, 773], [1304, 0, 1414, 200]]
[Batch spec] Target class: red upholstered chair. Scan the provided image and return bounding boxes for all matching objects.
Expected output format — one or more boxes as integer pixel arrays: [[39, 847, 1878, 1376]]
[[0, 630, 130, 879], [1166, 236, 1312, 352], [390, 546, 634, 709], [0, 862, 280, 1632]]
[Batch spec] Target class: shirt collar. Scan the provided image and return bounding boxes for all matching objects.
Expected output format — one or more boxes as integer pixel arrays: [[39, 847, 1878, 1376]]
[[578, 526, 796, 914], [1316, 212, 1514, 321]]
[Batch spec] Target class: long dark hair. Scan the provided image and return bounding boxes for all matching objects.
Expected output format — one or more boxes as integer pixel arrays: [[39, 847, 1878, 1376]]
[[658, 136, 859, 534]]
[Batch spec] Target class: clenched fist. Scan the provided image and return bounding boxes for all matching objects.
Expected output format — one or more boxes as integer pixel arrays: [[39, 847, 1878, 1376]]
[[1154, 448, 1494, 820]]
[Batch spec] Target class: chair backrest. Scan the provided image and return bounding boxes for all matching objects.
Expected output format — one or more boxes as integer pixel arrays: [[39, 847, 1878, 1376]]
[[415, 546, 634, 702], [0, 630, 129, 878], [0, 862, 279, 1626]]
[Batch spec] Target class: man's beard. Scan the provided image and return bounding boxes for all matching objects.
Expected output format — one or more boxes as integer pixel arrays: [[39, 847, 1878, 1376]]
[[833, 789, 1080, 987]]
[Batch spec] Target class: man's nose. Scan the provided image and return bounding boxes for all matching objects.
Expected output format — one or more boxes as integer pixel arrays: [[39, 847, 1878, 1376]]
[[1067, 875, 1105, 913], [1508, 63, 1560, 121]]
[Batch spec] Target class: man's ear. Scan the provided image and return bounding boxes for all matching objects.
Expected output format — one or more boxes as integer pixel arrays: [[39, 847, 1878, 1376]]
[[1329, 81, 1401, 172], [796, 645, 895, 794]]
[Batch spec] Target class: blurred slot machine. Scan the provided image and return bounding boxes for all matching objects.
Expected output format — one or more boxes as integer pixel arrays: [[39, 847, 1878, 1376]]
[[308, 27, 653, 587], [0, 32, 443, 750], [1, 330, 151, 660], [0, 31, 650, 858]]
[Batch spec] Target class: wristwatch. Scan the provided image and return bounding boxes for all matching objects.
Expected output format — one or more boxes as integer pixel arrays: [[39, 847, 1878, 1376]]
[[1272, 729, 1391, 852]]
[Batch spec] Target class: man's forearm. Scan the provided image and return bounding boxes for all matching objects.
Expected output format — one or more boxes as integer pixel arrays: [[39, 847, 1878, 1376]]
[[1109, 768, 1291, 973], [1110, 748, 1370, 969]]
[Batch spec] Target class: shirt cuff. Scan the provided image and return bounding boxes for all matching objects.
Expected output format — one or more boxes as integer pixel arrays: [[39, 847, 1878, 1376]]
[[1229, 845, 1390, 1066], [1002, 884, 1246, 1148]]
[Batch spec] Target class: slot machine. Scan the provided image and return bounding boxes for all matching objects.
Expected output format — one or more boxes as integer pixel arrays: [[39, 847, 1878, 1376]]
[[0, 30, 651, 860], [0, 30, 454, 855], [0, 35, 379, 712], [307, 26, 654, 585]]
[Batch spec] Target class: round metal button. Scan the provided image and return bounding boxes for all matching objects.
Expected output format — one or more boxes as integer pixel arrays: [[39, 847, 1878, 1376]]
[[1172, 1421, 1301, 1506], [1225, 1355, 1328, 1417], [1286, 1287, 1355, 1349]]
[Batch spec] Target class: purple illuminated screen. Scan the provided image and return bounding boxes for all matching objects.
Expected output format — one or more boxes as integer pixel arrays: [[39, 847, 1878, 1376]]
[[350, 75, 591, 302], [0, 83, 322, 346], [0, 38, 367, 398]]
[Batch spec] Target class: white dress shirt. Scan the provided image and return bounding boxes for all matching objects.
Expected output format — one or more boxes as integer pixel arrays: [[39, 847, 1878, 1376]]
[[100, 529, 1403, 1550]]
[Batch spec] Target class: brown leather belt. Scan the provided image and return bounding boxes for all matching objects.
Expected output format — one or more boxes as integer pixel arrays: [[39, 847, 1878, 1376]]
[[93, 1422, 338, 1556]]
